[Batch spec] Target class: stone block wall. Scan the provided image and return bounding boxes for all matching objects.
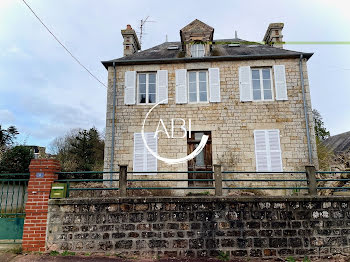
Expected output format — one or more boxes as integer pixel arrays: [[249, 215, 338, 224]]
[[47, 197, 350, 258]]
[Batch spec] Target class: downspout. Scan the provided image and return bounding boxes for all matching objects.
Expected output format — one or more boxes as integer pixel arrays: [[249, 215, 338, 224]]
[[109, 62, 117, 185], [299, 54, 313, 164]]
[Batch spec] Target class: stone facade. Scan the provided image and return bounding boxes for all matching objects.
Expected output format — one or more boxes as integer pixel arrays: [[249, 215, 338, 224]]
[[47, 196, 350, 258], [103, 57, 318, 194]]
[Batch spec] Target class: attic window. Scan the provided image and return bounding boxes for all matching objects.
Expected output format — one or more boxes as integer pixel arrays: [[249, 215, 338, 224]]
[[191, 44, 205, 57], [167, 45, 179, 50], [228, 43, 240, 47]]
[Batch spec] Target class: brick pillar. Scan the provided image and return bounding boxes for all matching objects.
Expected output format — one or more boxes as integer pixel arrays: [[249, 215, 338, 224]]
[[22, 159, 60, 252]]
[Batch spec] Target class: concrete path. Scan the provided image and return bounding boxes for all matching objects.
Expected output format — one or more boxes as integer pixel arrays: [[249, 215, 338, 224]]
[[0, 253, 17, 262]]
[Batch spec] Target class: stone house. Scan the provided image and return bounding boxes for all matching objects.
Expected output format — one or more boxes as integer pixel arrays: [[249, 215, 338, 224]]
[[101, 19, 318, 194], [25, 145, 46, 159]]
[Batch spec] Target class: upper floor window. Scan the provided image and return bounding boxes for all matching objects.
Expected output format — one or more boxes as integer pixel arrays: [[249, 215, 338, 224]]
[[251, 68, 273, 101], [188, 71, 208, 103], [138, 73, 156, 104], [190, 44, 205, 57]]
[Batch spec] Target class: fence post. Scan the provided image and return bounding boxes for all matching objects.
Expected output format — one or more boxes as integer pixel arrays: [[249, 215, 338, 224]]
[[22, 159, 60, 252], [305, 165, 317, 196], [119, 165, 127, 197], [214, 164, 222, 196]]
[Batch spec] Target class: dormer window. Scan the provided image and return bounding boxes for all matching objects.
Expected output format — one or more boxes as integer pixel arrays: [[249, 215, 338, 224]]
[[190, 44, 205, 57], [180, 19, 214, 58]]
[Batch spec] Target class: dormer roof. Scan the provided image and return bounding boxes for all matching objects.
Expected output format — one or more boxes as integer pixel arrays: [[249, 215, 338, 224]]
[[180, 19, 214, 43]]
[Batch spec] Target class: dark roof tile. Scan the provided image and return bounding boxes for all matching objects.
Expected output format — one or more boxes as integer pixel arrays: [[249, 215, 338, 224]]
[[102, 38, 313, 69]]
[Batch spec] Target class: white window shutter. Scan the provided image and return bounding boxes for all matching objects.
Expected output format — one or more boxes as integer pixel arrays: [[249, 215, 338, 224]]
[[133, 132, 157, 174], [157, 70, 168, 104], [124, 71, 136, 105], [267, 130, 283, 171], [273, 65, 288, 100], [239, 66, 252, 102], [254, 130, 269, 172], [133, 133, 145, 172], [175, 69, 187, 104], [254, 129, 283, 172], [145, 133, 157, 172], [209, 68, 221, 102]]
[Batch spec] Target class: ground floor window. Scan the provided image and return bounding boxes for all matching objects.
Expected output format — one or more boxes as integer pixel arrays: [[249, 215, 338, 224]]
[[254, 129, 283, 172], [187, 131, 212, 187], [133, 132, 157, 174]]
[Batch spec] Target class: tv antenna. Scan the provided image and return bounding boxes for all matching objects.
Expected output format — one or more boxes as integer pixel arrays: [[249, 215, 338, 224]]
[[138, 16, 156, 47]]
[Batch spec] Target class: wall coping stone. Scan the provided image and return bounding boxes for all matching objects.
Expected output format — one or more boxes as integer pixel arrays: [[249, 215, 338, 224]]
[[49, 196, 350, 205]]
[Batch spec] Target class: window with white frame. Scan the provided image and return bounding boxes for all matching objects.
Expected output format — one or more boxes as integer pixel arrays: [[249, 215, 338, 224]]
[[188, 71, 208, 103], [190, 44, 205, 57], [251, 68, 273, 101], [138, 73, 156, 104]]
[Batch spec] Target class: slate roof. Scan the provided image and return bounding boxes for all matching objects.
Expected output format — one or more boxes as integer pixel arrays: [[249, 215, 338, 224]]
[[102, 38, 313, 69], [323, 131, 350, 153]]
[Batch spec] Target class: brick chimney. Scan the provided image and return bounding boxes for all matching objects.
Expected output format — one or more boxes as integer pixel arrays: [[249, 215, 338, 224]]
[[121, 24, 141, 56], [263, 23, 284, 48]]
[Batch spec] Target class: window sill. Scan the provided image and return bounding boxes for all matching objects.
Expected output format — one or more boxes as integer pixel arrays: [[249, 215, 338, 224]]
[[186, 102, 213, 107], [252, 99, 275, 102], [188, 101, 210, 104], [240, 100, 275, 103]]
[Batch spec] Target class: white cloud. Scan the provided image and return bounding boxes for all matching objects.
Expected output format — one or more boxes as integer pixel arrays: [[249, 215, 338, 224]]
[[0, 0, 349, 147], [0, 109, 15, 124], [1, 46, 30, 58]]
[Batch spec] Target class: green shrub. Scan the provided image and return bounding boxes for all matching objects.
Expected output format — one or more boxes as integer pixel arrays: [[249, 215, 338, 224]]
[[61, 251, 75, 256], [49, 250, 59, 256], [303, 256, 311, 262], [217, 251, 230, 261], [0, 145, 33, 174]]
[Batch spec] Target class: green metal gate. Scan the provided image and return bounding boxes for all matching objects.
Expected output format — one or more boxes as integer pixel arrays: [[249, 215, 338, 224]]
[[0, 173, 29, 243]]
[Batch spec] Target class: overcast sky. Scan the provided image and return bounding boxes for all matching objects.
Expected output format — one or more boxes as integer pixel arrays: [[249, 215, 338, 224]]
[[0, 0, 349, 150]]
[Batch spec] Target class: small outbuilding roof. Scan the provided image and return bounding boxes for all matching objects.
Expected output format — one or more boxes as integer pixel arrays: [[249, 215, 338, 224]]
[[323, 131, 350, 154]]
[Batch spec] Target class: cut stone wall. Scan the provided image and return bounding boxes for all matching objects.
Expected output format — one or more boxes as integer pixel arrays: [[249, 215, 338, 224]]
[[103, 58, 318, 194], [47, 197, 350, 258]]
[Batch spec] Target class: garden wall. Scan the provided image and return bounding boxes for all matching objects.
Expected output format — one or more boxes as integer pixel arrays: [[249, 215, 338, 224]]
[[47, 196, 350, 258]]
